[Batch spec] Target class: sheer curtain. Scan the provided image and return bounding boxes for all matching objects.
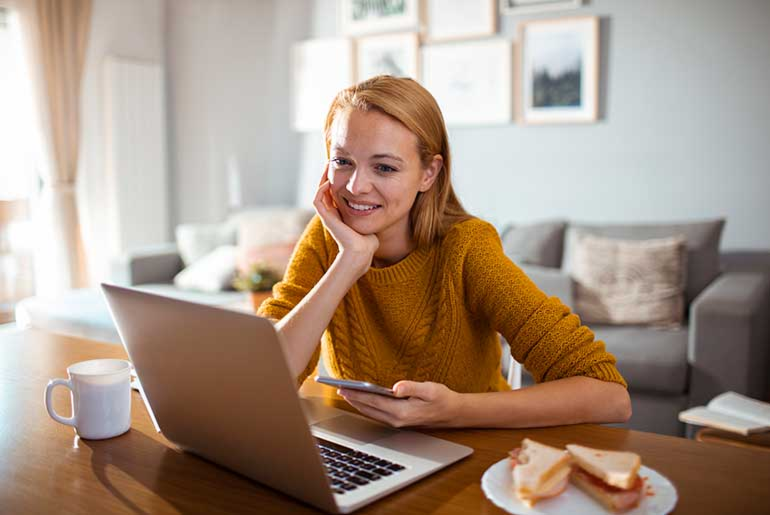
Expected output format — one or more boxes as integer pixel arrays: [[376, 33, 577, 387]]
[[0, 3, 38, 319], [11, 0, 92, 294]]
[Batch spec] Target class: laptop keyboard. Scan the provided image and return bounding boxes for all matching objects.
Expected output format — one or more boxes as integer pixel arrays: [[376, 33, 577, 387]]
[[316, 438, 406, 495]]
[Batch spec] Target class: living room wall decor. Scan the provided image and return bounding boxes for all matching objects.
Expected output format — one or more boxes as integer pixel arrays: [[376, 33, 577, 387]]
[[500, 0, 582, 16], [422, 38, 512, 126], [355, 32, 419, 82], [516, 16, 599, 124], [424, 0, 497, 43], [338, 0, 420, 36]]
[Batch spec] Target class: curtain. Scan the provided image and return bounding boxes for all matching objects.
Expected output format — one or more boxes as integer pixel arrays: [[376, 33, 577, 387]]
[[15, 0, 92, 293]]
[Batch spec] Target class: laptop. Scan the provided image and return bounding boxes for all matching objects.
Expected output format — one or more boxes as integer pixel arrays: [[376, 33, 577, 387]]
[[101, 284, 473, 513]]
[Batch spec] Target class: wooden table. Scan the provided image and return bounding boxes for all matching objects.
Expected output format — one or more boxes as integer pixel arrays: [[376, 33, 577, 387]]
[[696, 428, 770, 453], [3, 329, 770, 514]]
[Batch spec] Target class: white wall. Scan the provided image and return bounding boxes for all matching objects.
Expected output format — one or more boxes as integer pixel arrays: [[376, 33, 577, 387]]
[[299, 0, 770, 250], [164, 0, 311, 226], [79, 0, 165, 284]]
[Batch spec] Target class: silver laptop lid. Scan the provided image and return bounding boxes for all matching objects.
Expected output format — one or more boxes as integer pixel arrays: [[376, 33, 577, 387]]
[[101, 283, 338, 513]]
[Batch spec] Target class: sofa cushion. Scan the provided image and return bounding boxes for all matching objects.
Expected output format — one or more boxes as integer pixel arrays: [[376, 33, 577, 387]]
[[500, 220, 566, 268], [563, 219, 725, 304], [232, 207, 313, 273], [571, 235, 687, 326], [138, 283, 244, 306], [175, 223, 236, 266], [173, 245, 237, 293], [592, 324, 689, 395]]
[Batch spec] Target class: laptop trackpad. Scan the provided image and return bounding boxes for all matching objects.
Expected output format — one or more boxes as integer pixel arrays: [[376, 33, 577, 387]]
[[313, 414, 398, 445]]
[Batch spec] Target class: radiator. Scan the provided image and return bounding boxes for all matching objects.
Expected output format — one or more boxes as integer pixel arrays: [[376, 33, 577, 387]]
[[104, 56, 169, 256]]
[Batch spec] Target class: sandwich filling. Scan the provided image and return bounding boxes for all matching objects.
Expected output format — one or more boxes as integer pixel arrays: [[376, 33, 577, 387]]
[[566, 444, 644, 512], [566, 444, 641, 489], [510, 439, 572, 505], [571, 468, 644, 512]]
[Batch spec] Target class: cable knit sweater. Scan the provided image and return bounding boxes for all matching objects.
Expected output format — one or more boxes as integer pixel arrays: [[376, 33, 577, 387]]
[[258, 215, 627, 392]]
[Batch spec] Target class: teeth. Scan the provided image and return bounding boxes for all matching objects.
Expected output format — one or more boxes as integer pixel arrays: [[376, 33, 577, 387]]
[[348, 201, 379, 211]]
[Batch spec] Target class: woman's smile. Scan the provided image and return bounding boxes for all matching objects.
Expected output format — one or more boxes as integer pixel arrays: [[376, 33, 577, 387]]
[[342, 197, 382, 215]]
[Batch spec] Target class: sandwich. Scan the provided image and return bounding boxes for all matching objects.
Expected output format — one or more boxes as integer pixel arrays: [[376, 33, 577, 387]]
[[509, 438, 572, 507], [566, 444, 644, 513]]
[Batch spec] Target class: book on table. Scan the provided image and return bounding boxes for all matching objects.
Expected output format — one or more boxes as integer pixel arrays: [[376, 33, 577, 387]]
[[679, 391, 770, 435]]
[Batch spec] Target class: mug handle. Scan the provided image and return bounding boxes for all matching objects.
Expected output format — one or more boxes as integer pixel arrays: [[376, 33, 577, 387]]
[[45, 378, 76, 427]]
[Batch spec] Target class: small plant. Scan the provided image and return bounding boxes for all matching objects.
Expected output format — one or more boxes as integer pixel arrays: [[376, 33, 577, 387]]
[[232, 262, 282, 292]]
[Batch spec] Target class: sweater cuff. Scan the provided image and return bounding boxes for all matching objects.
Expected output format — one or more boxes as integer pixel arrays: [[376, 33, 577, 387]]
[[582, 362, 628, 389]]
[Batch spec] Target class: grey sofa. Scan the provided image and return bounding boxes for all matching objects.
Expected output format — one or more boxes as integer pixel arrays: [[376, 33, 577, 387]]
[[15, 243, 245, 344], [499, 219, 770, 437], [16, 207, 313, 344]]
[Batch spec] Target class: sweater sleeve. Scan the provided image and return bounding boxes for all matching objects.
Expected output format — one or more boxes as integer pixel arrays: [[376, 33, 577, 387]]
[[461, 221, 627, 388], [258, 215, 329, 386]]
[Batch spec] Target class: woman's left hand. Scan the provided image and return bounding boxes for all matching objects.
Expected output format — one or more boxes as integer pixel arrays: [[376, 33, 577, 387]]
[[338, 381, 462, 428]]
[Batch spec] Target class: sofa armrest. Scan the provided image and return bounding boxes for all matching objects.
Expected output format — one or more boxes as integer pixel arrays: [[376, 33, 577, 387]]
[[518, 264, 574, 308], [110, 243, 184, 286], [688, 271, 770, 406]]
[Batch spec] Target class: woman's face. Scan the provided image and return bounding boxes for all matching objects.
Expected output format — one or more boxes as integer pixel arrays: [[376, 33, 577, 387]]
[[327, 108, 440, 245]]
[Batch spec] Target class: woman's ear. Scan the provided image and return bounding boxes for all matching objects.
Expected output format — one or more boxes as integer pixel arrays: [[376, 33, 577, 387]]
[[419, 155, 443, 192]]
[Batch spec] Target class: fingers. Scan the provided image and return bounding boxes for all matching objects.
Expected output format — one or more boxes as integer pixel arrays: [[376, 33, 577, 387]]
[[344, 398, 399, 427], [318, 162, 330, 187], [313, 180, 337, 218], [392, 380, 431, 400], [339, 388, 394, 410]]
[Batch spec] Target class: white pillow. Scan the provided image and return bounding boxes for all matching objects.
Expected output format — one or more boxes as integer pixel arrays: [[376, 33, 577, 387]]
[[173, 245, 237, 293], [175, 223, 236, 266]]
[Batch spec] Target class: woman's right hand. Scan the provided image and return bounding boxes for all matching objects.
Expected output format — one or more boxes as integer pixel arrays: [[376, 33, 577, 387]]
[[313, 165, 379, 277]]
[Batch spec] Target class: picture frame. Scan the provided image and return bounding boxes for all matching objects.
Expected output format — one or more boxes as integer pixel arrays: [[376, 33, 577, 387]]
[[500, 0, 582, 16], [516, 16, 599, 125], [292, 38, 354, 132], [422, 39, 512, 127], [338, 0, 420, 36], [355, 32, 420, 82], [424, 0, 497, 43]]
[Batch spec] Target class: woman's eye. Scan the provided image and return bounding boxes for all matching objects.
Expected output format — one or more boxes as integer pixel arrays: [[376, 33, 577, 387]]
[[331, 158, 351, 167], [375, 164, 396, 173]]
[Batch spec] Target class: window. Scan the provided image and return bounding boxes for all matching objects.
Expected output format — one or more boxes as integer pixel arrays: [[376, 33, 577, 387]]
[[0, 5, 40, 201], [0, 6, 38, 322]]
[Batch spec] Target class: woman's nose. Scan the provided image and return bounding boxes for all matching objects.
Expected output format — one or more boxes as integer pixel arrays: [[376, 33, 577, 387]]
[[346, 168, 372, 195]]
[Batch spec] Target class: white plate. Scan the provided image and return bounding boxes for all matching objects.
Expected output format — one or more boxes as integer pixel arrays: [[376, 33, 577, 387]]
[[481, 458, 678, 515]]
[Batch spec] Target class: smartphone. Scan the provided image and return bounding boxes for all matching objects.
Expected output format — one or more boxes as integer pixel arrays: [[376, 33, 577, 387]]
[[314, 376, 397, 398]]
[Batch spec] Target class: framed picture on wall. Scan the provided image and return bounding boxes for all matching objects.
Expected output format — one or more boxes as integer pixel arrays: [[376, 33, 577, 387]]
[[422, 39, 512, 126], [356, 32, 419, 82], [339, 0, 420, 36], [292, 38, 354, 132], [500, 0, 582, 16], [425, 0, 497, 43], [516, 16, 599, 125]]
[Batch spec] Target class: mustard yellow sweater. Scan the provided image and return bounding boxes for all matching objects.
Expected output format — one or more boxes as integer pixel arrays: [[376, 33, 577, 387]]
[[258, 216, 626, 392]]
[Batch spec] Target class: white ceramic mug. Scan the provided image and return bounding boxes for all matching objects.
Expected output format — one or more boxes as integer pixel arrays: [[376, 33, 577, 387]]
[[44, 358, 132, 440]]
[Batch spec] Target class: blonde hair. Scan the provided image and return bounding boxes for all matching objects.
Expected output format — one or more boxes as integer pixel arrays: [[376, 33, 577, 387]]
[[323, 75, 471, 248]]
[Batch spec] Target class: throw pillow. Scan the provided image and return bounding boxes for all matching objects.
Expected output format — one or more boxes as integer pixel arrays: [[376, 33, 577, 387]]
[[237, 241, 298, 275], [236, 208, 313, 275], [562, 219, 724, 304], [173, 245, 237, 293], [175, 223, 236, 266], [500, 220, 567, 268], [571, 235, 688, 326]]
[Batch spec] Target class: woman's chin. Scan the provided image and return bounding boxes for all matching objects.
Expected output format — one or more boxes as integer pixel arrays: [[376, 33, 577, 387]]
[[344, 217, 380, 235]]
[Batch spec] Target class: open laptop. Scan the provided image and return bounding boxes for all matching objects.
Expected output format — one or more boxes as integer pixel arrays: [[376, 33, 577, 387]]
[[101, 284, 473, 513]]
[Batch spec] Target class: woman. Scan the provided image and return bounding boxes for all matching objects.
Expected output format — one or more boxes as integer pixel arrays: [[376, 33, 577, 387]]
[[259, 75, 631, 429]]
